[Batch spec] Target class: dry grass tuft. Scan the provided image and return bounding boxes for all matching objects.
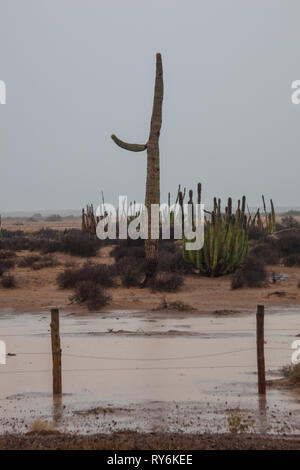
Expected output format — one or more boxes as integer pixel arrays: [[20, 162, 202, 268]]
[[27, 419, 57, 435]]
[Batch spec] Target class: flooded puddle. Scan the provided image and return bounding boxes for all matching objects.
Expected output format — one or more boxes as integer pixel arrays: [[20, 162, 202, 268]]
[[0, 307, 300, 434]]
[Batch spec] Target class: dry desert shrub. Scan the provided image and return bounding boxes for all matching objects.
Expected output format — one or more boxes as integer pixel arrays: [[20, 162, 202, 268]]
[[28, 419, 57, 434], [71, 280, 111, 311], [247, 226, 268, 241], [275, 232, 300, 257], [231, 255, 267, 289], [227, 407, 255, 433], [18, 254, 59, 270], [281, 364, 300, 384], [113, 256, 146, 287], [57, 262, 115, 289], [0, 259, 15, 276], [282, 254, 300, 267], [250, 243, 280, 265], [149, 272, 183, 292], [0, 228, 103, 257], [1, 274, 16, 288]]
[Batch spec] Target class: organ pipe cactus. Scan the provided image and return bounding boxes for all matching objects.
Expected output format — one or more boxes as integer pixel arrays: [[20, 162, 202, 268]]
[[183, 196, 249, 276], [111, 53, 163, 276], [82, 204, 97, 237], [247, 196, 276, 234]]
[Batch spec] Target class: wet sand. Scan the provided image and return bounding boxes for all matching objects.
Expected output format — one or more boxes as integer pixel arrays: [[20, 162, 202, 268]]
[[0, 308, 300, 435]]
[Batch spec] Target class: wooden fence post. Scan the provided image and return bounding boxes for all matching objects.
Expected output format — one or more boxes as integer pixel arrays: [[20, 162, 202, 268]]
[[256, 304, 266, 395], [51, 308, 62, 395]]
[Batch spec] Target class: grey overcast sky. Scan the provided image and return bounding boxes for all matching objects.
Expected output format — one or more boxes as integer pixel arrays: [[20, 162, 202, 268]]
[[0, 0, 299, 212]]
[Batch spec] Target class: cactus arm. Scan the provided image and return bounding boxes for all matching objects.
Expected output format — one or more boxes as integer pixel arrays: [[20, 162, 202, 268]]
[[111, 134, 147, 152]]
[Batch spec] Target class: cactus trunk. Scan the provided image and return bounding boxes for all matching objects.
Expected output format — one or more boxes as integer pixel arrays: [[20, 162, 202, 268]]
[[111, 53, 163, 276], [144, 53, 163, 271]]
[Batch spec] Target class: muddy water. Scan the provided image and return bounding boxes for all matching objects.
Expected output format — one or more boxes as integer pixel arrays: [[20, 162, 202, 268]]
[[0, 307, 300, 434]]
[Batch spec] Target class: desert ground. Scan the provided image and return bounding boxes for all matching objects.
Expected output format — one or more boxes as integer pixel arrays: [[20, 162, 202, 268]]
[[1, 249, 300, 314], [1, 219, 300, 314], [1, 218, 300, 449]]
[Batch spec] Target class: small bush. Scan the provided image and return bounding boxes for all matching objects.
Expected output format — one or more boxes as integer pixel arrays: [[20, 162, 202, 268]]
[[121, 268, 145, 288], [31, 255, 60, 270], [1, 229, 25, 239], [0, 249, 16, 275], [0, 258, 15, 274], [113, 257, 146, 287], [31, 230, 101, 257], [157, 249, 192, 273], [227, 407, 255, 433], [282, 254, 300, 267], [57, 263, 116, 289], [18, 254, 59, 270], [0, 229, 30, 251], [275, 233, 300, 256], [57, 230, 101, 257], [111, 244, 145, 262], [33, 228, 60, 239], [18, 254, 43, 268], [247, 226, 267, 241], [1, 274, 16, 288], [28, 419, 57, 434], [71, 280, 110, 311], [112, 240, 193, 274], [0, 229, 102, 257], [250, 244, 280, 265], [149, 273, 183, 292], [281, 364, 300, 384], [231, 274, 244, 290], [0, 250, 16, 259], [231, 255, 267, 289]]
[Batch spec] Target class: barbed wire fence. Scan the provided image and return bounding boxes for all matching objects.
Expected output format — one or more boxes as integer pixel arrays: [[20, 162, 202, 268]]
[[0, 306, 295, 394]]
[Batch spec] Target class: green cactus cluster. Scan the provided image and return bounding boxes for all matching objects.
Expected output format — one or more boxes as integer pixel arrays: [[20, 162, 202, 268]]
[[183, 195, 249, 277]]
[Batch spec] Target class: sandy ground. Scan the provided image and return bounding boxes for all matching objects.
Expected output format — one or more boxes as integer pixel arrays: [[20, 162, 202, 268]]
[[1, 217, 300, 314], [1, 244, 300, 314]]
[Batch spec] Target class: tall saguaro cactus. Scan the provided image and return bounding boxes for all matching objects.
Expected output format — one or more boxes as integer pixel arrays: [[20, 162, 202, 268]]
[[111, 53, 163, 275]]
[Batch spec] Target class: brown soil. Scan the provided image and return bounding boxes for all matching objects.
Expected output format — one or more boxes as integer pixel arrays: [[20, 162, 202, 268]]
[[0, 431, 300, 450], [1, 218, 300, 314], [0, 245, 300, 314]]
